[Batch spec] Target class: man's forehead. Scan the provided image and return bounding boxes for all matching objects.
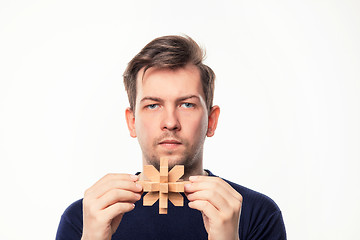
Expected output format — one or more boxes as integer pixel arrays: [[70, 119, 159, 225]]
[[136, 65, 204, 98], [138, 64, 200, 82]]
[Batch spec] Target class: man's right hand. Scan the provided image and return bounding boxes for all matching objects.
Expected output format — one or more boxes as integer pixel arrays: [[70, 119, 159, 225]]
[[81, 174, 143, 240]]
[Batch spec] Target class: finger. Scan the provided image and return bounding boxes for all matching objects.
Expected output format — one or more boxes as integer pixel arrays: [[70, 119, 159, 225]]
[[188, 200, 219, 221], [102, 202, 136, 221], [185, 178, 231, 203], [95, 173, 138, 186], [86, 175, 142, 198], [186, 176, 242, 201], [94, 180, 143, 199], [186, 176, 227, 192], [186, 189, 229, 212], [91, 174, 139, 190], [185, 177, 243, 213], [95, 189, 142, 210]]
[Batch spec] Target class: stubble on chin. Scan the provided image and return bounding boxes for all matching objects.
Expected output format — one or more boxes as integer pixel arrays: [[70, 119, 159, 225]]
[[143, 144, 203, 177], [144, 150, 191, 171], [142, 132, 204, 175]]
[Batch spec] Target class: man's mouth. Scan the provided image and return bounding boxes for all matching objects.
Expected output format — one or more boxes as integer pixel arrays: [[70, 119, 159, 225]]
[[159, 139, 181, 144], [158, 139, 182, 149]]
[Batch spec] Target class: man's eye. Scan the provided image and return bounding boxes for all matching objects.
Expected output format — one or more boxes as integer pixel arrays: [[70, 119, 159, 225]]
[[181, 103, 194, 108], [146, 104, 159, 109]]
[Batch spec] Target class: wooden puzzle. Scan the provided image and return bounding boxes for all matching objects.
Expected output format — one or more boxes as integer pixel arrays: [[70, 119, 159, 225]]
[[137, 157, 188, 214]]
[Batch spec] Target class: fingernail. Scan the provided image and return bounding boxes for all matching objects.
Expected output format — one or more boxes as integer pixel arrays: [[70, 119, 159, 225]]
[[136, 183, 142, 190], [130, 174, 138, 181], [184, 184, 191, 190], [189, 176, 198, 181]]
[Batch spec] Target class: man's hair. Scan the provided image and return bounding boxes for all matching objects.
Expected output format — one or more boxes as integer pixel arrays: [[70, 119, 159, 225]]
[[123, 35, 215, 112]]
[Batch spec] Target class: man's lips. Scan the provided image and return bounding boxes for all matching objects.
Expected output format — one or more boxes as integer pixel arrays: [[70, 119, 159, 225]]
[[158, 139, 182, 149], [159, 139, 182, 145]]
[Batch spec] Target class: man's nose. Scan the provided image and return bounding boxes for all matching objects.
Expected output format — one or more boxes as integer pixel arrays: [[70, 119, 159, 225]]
[[161, 108, 181, 131]]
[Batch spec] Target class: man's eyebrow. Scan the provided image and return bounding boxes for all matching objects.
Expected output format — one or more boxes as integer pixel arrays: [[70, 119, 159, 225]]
[[177, 95, 200, 102], [140, 95, 200, 103], [140, 97, 163, 103]]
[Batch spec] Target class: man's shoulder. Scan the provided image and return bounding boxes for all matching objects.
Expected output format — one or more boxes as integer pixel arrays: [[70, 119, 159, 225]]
[[56, 199, 83, 239], [207, 170, 286, 239], [207, 170, 281, 215], [63, 198, 83, 217]]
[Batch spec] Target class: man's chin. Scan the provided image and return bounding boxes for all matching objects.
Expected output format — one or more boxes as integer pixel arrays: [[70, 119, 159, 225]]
[[147, 154, 189, 170], [160, 155, 186, 166], [168, 158, 188, 170]]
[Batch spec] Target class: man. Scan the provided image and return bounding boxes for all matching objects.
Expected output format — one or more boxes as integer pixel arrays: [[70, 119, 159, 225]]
[[56, 35, 286, 240]]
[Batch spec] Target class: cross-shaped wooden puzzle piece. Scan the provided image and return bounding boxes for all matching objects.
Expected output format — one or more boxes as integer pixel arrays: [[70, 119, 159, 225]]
[[137, 157, 189, 214]]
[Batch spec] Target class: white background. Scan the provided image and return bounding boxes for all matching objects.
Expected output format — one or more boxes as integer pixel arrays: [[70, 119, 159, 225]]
[[0, 0, 359, 239]]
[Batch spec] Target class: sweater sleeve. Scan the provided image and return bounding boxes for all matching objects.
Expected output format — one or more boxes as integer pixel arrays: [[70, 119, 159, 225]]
[[247, 210, 286, 240], [217, 174, 287, 240], [56, 200, 83, 240]]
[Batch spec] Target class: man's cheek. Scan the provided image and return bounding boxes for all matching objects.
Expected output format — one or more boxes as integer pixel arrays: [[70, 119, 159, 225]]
[[193, 118, 207, 134], [136, 118, 152, 132]]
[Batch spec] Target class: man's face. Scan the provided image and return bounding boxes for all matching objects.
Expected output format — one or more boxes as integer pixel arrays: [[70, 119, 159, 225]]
[[127, 64, 210, 170]]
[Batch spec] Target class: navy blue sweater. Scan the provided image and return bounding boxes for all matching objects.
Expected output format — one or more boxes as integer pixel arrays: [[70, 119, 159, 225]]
[[56, 171, 286, 239]]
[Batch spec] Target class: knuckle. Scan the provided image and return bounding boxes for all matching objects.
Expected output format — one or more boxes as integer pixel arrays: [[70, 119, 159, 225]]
[[208, 190, 216, 199], [230, 199, 242, 214], [234, 203, 241, 213], [236, 193, 243, 202], [88, 204, 97, 214], [235, 196, 243, 210], [235, 202, 242, 212], [213, 177, 223, 184], [222, 212, 234, 224], [84, 187, 91, 196], [82, 198, 91, 208], [93, 212, 103, 223], [201, 201, 211, 208], [217, 214, 227, 225], [105, 173, 116, 178], [82, 197, 88, 206], [213, 178, 222, 187]]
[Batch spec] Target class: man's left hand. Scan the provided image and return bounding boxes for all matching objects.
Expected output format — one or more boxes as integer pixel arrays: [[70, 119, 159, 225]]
[[185, 176, 242, 240]]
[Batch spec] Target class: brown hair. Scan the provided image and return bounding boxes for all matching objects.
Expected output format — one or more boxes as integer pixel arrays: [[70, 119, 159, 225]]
[[123, 35, 215, 112]]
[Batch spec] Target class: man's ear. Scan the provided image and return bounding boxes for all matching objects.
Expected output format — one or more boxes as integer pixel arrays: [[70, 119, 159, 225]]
[[207, 105, 220, 137], [125, 107, 137, 138]]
